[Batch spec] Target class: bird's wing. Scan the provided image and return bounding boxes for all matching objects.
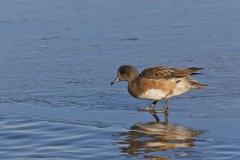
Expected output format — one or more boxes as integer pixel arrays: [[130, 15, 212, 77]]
[[138, 66, 201, 80]]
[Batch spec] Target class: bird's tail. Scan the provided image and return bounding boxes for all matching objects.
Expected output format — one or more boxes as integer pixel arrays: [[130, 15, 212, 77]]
[[189, 80, 207, 89], [187, 67, 203, 75], [187, 67, 203, 72]]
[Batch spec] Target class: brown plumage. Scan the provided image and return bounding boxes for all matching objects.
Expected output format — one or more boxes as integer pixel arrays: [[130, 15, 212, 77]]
[[111, 65, 206, 114], [138, 66, 202, 80]]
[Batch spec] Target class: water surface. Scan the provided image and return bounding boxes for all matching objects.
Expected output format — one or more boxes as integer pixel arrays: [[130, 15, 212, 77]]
[[1, 0, 240, 159]]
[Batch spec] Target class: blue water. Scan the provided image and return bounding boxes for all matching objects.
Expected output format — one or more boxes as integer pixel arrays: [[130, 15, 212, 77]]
[[1, 0, 240, 159]]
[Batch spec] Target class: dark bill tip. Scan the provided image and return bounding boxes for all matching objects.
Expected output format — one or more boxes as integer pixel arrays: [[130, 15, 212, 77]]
[[111, 78, 119, 85]]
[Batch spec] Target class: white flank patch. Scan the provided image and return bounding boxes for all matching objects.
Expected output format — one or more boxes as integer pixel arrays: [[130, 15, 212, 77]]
[[171, 79, 190, 97], [140, 89, 167, 100]]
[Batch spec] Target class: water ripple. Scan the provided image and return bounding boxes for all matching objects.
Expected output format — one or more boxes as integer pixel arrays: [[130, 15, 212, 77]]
[[0, 115, 118, 160]]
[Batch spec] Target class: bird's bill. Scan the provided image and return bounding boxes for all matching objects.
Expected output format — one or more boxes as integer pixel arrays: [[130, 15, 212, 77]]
[[111, 77, 119, 85]]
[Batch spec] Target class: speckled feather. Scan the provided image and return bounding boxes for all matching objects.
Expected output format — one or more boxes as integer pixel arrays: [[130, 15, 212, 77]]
[[138, 67, 202, 80]]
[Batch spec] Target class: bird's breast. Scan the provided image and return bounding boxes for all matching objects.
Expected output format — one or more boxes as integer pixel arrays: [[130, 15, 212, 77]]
[[127, 81, 140, 98], [139, 89, 167, 100]]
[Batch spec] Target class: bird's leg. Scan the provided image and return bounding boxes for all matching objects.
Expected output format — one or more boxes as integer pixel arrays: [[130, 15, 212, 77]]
[[150, 107, 168, 122], [150, 100, 158, 110], [138, 100, 158, 111], [163, 111, 169, 125], [164, 98, 168, 111], [154, 98, 169, 113], [150, 111, 160, 122]]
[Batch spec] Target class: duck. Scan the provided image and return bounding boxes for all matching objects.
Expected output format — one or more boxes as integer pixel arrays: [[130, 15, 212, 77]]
[[111, 65, 206, 113]]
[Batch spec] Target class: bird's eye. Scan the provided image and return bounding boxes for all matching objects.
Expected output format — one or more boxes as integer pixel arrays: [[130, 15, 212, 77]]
[[120, 70, 125, 75]]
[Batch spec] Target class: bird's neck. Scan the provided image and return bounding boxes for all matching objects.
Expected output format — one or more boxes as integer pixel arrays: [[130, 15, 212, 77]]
[[127, 72, 139, 83], [127, 78, 140, 98]]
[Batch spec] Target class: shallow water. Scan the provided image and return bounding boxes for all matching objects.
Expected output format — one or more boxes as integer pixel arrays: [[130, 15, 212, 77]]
[[1, 0, 240, 159]]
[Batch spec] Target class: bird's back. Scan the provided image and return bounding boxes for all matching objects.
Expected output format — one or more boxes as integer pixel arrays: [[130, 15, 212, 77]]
[[138, 66, 202, 80]]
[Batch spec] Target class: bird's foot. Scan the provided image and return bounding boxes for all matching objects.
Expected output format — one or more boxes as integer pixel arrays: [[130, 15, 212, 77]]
[[138, 107, 154, 112], [154, 108, 168, 113], [138, 106, 168, 114]]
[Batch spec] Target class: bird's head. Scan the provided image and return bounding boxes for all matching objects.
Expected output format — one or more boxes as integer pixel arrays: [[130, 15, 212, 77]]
[[111, 65, 139, 85]]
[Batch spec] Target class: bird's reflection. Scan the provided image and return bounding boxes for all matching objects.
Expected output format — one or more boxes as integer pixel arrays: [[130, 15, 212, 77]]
[[116, 114, 202, 159]]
